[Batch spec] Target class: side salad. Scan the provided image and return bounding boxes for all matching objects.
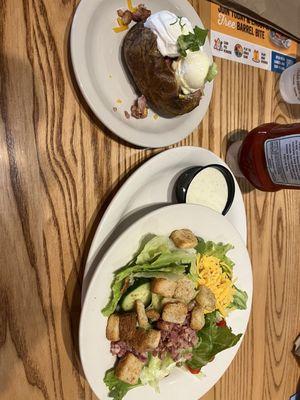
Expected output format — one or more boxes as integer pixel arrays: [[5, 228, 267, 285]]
[[102, 229, 248, 400]]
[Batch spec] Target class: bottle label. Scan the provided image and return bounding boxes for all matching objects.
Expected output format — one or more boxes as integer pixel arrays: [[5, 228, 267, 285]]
[[264, 135, 300, 186]]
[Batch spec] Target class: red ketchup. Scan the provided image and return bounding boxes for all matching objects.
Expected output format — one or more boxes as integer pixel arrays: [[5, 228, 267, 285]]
[[227, 123, 300, 191]]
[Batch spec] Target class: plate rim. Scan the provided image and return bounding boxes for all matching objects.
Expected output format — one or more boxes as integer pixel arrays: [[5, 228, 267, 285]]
[[70, 0, 213, 148], [79, 203, 253, 400]]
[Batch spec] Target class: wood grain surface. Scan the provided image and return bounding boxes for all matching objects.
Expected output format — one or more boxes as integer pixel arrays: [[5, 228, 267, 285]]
[[0, 0, 299, 399]]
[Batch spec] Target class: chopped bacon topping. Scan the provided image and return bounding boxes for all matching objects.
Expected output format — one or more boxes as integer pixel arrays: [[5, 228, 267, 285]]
[[132, 4, 151, 22], [131, 95, 148, 119], [117, 9, 133, 25], [116, 4, 150, 26]]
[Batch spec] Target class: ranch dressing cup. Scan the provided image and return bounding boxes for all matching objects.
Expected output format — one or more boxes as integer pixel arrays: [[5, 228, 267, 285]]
[[279, 62, 300, 104]]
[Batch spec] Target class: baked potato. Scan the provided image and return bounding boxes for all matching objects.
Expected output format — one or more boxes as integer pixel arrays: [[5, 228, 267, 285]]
[[122, 23, 202, 117]]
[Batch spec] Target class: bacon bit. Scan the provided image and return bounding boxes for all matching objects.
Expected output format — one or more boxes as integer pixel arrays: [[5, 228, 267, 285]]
[[132, 4, 151, 22], [113, 107, 117, 112], [131, 95, 148, 119], [113, 3, 150, 32], [120, 10, 133, 25], [124, 110, 130, 119], [153, 319, 198, 361]]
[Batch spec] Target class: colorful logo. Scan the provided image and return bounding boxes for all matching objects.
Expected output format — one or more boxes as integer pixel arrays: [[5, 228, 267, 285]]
[[214, 38, 223, 51], [252, 50, 260, 63], [234, 44, 243, 58]]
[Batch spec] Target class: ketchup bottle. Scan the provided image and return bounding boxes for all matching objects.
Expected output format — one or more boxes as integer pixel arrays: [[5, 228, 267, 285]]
[[226, 123, 300, 191]]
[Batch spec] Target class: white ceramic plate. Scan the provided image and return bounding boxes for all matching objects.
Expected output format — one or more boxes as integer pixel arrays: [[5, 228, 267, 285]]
[[82, 146, 247, 301], [80, 203, 253, 400], [70, 0, 213, 148]]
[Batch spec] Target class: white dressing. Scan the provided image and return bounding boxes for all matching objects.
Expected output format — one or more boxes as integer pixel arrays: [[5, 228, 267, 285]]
[[186, 167, 228, 213]]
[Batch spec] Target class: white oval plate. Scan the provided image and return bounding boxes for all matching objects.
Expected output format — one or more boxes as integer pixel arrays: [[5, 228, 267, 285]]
[[70, 0, 213, 148], [80, 203, 253, 400], [82, 146, 247, 301]]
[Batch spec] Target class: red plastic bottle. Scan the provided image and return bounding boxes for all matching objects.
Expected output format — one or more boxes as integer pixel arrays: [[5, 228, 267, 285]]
[[227, 123, 300, 191]]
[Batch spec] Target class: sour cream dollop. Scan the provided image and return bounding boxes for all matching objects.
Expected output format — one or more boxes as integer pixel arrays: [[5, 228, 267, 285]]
[[144, 11, 193, 57], [173, 50, 211, 94]]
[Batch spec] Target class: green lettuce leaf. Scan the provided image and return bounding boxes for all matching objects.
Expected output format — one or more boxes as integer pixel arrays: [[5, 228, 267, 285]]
[[195, 238, 234, 278], [229, 286, 248, 310], [116, 251, 194, 283], [133, 267, 185, 280], [104, 369, 141, 400], [187, 312, 242, 369], [101, 279, 124, 317], [177, 26, 208, 57], [102, 236, 196, 316], [205, 62, 218, 82], [150, 250, 195, 268], [140, 354, 177, 392], [136, 236, 174, 265]]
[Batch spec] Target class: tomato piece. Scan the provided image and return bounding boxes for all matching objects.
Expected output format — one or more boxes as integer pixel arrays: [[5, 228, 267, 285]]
[[187, 366, 201, 374], [217, 319, 227, 327]]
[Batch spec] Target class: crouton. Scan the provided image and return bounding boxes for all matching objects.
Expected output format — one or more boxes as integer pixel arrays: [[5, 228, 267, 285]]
[[129, 328, 161, 353], [106, 314, 120, 341], [151, 278, 177, 297], [187, 300, 196, 312], [119, 313, 137, 341], [161, 297, 178, 306], [169, 229, 198, 249], [173, 277, 197, 303], [115, 353, 144, 385], [190, 306, 205, 331], [156, 320, 173, 331], [162, 302, 188, 324], [135, 300, 149, 329], [145, 309, 160, 322], [195, 285, 216, 312]]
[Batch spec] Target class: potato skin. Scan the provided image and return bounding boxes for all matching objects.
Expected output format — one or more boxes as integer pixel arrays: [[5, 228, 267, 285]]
[[122, 23, 202, 117]]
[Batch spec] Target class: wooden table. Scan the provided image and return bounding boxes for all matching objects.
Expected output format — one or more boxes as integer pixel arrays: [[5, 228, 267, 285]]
[[1, 0, 300, 399]]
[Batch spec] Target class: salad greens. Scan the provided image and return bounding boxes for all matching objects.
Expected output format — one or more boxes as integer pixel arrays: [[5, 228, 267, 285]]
[[136, 236, 174, 265], [104, 369, 141, 400], [206, 62, 218, 82], [229, 287, 248, 310], [177, 26, 208, 57], [103, 234, 248, 400], [140, 354, 177, 392], [187, 312, 242, 369], [102, 236, 196, 316]]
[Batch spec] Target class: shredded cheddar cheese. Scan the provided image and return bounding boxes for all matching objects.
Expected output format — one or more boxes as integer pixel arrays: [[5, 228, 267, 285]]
[[117, 17, 126, 26], [127, 0, 137, 12], [196, 254, 235, 317], [113, 25, 128, 33]]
